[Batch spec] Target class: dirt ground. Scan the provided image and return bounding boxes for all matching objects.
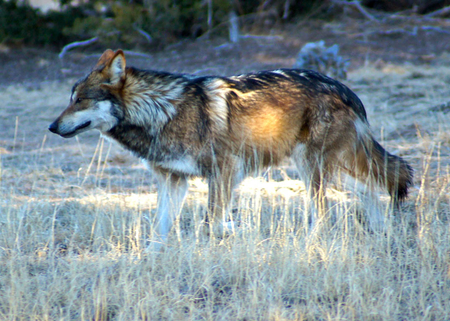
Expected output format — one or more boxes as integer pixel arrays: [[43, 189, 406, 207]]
[[1, 15, 450, 319]]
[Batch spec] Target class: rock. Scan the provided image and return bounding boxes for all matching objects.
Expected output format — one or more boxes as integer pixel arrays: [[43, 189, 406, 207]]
[[293, 40, 349, 80]]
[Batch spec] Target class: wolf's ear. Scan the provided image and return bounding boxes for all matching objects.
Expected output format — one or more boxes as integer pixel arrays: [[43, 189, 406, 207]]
[[95, 49, 126, 85], [95, 49, 115, 69], [106, 50, 126, 85]]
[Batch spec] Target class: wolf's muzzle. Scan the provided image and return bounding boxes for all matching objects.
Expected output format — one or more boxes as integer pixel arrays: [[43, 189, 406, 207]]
[[48, 121, 58, 134], [48, 120, 92, 138]]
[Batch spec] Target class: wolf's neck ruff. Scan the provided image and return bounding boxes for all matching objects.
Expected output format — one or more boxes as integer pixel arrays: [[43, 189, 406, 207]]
[[119, 68, 182, 133]]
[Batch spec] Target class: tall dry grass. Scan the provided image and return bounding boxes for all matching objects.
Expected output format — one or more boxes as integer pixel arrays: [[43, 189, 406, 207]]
[[0, 63, 449, 320]]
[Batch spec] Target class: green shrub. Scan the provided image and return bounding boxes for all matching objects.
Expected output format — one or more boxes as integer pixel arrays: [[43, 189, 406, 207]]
[[0, 0, 87, 46], [0, 0, 40, 44], [0, 0, 328, 48], [64, 0, 232, 47]]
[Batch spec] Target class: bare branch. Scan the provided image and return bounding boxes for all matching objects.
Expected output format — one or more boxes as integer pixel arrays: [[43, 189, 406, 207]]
[[229, 11, 240, 43], [240, 35, 283, 40], [425, 5, 450, 18], [133, 25, 152, 43], [352, 25, 450, 39], [207, 0, 213, 31], [332, 0, 379, 22], [283, 0, 290, 20], [59, 37, 99, 59]]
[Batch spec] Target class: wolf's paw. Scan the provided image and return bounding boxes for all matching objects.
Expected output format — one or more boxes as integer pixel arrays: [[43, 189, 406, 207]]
[[144, 239, 165, 253], [222, 220, 239, 235], [368, 217, 386, 234], [199, 220, 241, 239]]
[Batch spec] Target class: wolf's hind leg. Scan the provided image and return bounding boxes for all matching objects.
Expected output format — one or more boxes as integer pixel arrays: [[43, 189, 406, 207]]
[[292, 144, 328, 231], [340, 171, 386, 232], [361, 188, 385, 232]]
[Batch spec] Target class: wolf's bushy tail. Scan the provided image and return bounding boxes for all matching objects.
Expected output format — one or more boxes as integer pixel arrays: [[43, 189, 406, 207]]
[[353, 133, 413, 205], [371, 139, 413, 202]]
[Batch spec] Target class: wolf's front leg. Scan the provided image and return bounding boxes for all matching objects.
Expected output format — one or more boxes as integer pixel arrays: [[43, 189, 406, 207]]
[[150, 170, 188, 250]]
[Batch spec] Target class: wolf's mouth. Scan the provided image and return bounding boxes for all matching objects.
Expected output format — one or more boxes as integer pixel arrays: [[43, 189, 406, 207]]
[[61, 121, 92, 138]]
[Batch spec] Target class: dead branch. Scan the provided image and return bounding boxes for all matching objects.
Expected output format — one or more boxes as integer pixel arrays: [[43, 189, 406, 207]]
[[421, 26, 450, 35], [351, 25, 450, 39], [332, 0, 379, 22], [282, 0, 290, 19], [59, 37, 99, 59], [425, 5, 450, 18], [133, 25, 152, 43], [229, 11, 240, 43], [350, 27, 416, 38], [240, 35, 283, 40]]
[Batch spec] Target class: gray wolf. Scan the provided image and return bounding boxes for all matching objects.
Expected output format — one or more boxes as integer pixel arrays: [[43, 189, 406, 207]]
[[49, 49, 413, 245]]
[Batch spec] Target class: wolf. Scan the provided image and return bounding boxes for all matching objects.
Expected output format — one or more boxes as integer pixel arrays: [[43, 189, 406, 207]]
[[49, 49, 413, 245]]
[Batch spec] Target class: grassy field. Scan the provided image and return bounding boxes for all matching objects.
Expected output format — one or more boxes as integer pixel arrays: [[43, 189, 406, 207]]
[[0, 62, 449, 320]]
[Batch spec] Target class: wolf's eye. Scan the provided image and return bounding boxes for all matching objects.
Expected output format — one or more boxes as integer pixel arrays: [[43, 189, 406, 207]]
[[75, 98, 82, 104]]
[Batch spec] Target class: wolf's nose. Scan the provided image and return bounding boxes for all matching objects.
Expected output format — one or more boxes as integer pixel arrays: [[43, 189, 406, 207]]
[[48, 121, 58, 133]]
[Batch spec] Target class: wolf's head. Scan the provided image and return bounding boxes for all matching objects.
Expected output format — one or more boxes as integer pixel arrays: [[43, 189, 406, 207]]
[[49, 49, 126, 138]]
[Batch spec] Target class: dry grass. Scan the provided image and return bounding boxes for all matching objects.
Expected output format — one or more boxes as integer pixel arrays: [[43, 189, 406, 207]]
[[0, 63, 450, 320]]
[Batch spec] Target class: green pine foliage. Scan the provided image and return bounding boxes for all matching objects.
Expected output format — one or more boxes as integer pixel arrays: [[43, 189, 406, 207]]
[[0, 0, 323, 48], [0, 0, 87, 46]]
